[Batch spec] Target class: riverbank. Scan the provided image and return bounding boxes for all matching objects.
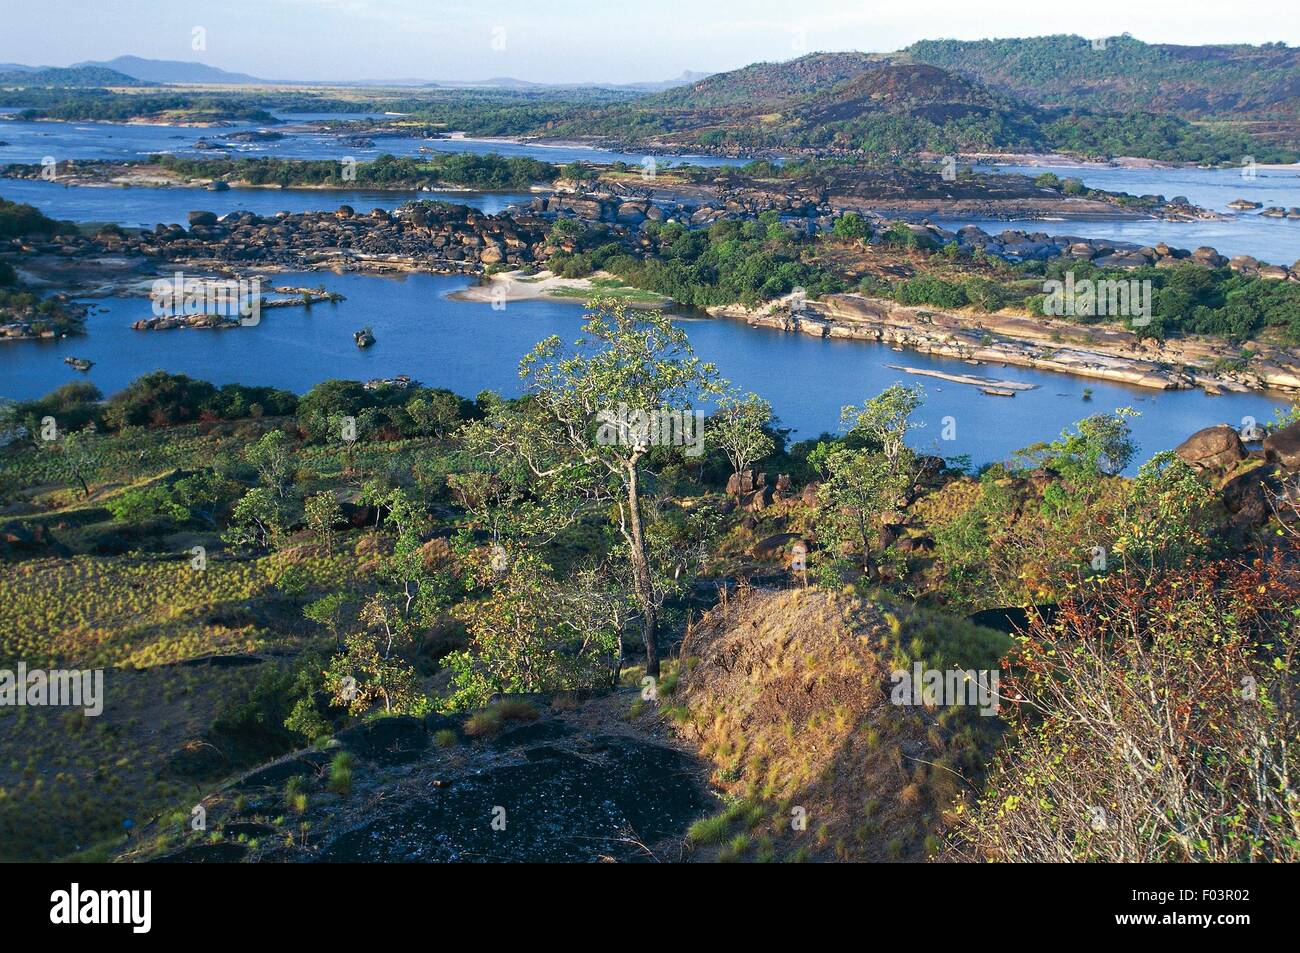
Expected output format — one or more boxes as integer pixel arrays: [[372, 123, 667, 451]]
[[0, 157, 558, 195], [452, 269, 1300, 395], [710, 292, 1300, 395], [449, 270, 670, 308]]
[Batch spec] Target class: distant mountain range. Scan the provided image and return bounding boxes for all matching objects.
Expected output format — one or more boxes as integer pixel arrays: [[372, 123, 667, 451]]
[[1, 42, 1293, 163], [71, 56, 263, 85], [0, 56, 711, 90]]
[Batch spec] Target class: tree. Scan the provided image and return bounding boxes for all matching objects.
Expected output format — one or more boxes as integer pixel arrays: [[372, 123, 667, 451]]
[[447, 548, 621, 708], [50, 425, 102, 498], [710, 391, 774, 499], [840, 384, 924, 477], [171, 470, 234, 528], [816, 445, 909, 576], [831, 212, 871, 241], [304, 491, 343, 553], [223, 487, 285, 550], [463, 300, 721, 676], [1018, 408, 1140, 478], [245, 429, 294, 498], [405, 391, 463, 439], [304, 592, 348, 652], [324, 594, 428, 716], [323, 488, 448, 717]]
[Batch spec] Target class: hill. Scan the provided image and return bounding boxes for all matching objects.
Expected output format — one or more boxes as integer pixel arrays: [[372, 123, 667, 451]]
[[545, 53, 1043, 155], [675, 587, 1007, 861], [541, 51, 1291, 162], [72, 55, 263, 85], [902, 35, 1300, 119], [0, 65, 147, 87]]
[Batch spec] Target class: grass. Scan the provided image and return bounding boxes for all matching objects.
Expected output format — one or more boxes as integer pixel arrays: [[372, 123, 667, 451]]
[[284, 777, 308, 814], [676, 586, 1007, 861], [686, 812, 732, 846], [433, 729, 458, 748], [463, 698, 539, 737], [0, 550, 358, 668], [547, 276, 671, 307], [0, 662, 263, 862], [327, 752, 355, 795]]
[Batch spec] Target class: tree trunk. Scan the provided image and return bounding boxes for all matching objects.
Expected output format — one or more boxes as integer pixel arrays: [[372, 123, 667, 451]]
[[625, 464, 659, 677]]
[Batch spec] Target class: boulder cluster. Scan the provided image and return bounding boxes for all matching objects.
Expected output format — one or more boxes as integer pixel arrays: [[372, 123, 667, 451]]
[[906, 223, 1300, 278], [1175, 420, 1300, 533], [11, 204, 549, 273]]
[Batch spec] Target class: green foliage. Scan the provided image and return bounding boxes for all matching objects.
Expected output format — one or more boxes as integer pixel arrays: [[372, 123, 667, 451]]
[[0, 197, 73, 239], [1015, 407, 1139, 478], [214, 653, 337, 757], [304, 492, 343, 551], [446, 549, 620, 709], [710, 391, 775, 493], [99, 372, 294, 431], [104, 483, 188, 525], [223, 487, 287, 550], [13, 381, 102, 436], [327, 752, 355, 795], [547, 219, 844, 308], [154, 151, 559, 190], [831, 212, 871, 240]]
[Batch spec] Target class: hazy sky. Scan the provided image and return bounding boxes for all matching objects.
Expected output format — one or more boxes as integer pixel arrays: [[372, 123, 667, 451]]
[[2, 0, 1295, 84]]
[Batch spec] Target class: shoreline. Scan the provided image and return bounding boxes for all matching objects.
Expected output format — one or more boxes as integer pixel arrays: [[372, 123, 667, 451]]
[[453, 272, 1300, 396], [8, 256, 1298, 398], [448, 269, 671, 309], [0, 166, 548, 196]]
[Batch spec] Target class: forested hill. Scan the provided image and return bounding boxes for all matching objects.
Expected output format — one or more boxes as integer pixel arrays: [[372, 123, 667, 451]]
[[902, 35, 1300, 119], [545, 55, 1039, 154], [0, 65, 147, 87], [540, 51, 1296, 163]]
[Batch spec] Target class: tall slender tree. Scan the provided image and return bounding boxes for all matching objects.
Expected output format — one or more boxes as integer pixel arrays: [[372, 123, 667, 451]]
[[464, 300, 720, 676]]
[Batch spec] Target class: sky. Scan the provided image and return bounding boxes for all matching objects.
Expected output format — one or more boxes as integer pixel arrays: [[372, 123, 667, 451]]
[[1, 0, 1296, 85]]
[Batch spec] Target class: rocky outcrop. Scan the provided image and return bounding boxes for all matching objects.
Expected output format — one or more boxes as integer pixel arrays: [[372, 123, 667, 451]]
[[1264, 421, 1300, 472], [23, 203, 551, 277], [1175, 425, 1246, 472], [704, 293, 1300, 395]]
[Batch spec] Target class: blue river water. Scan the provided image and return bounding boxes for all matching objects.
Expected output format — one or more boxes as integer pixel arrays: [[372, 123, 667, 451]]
[[0, 177, 530, 228], [0, 271, 1288, 472], [0, 117, 1295, 470], [947, 161, 1300, 264], [0, 112, 746, 167]]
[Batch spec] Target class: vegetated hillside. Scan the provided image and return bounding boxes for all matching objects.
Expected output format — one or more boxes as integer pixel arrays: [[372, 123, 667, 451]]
[[541, 51, 1292, 162], [675, 586, 1007, 862], [903, 35, 1300, 119], [652, 51, 882, 108], [0, 66, 147, 87], [546, 54, 1041, 155]]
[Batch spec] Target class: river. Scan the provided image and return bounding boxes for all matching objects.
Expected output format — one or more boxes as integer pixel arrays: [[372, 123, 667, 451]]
[[0, 111, 747, 167], [0, 271, 1287, 472], [1, 117, 1296, 469], [0, 177, 531, 227], [939, 160, 1300, 265]]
